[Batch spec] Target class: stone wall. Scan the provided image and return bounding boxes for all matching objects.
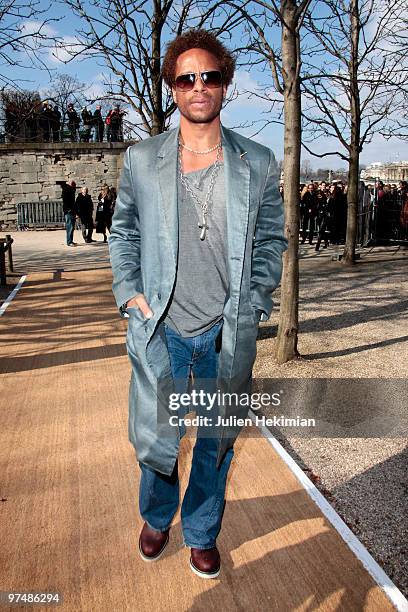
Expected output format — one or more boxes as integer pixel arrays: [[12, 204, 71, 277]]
[[0, 141, 137, 229]]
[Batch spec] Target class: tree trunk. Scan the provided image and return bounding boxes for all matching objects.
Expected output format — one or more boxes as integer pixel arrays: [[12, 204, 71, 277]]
[[275, 0, 301, 363], [344, 149, 359, 264], [343, 0, 360, 265], [150, 4, 165, 136]]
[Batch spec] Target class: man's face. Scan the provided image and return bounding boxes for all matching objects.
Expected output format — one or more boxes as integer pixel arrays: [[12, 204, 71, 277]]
[[81, 187, 87, 195], [172, 48, 227, 125]]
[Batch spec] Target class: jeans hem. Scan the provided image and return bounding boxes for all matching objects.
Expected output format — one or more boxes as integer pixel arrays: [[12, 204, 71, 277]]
[[182, 538, 216, 550], [145, 519, 172, 533]]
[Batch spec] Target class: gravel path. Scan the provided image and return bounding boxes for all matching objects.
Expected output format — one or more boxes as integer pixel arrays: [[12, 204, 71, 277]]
[[255, 243, 408, 598]]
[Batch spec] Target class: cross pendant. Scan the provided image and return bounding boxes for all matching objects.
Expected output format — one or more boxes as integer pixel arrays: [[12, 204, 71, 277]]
[[198, 216, 209, 240]]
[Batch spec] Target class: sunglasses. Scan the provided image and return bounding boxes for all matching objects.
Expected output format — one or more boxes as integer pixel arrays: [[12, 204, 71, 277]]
[[174, 70, 223, 91]]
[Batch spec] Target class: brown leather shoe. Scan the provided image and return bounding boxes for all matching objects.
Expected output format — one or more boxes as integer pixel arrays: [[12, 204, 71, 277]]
[[190, 547, 220, 579], [139, 522, 170, 562]]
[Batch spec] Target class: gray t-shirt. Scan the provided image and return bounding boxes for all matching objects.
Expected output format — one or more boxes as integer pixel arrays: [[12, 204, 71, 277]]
[[164, 162, 228, 337]]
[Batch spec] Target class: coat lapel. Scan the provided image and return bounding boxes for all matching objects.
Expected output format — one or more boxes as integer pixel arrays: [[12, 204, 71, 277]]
[[221, 125, 251, 302], [157, 127, 180, 268]]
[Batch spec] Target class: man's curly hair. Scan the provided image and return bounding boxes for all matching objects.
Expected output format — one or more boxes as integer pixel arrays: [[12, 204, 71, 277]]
[[162, 29, 235, 88]]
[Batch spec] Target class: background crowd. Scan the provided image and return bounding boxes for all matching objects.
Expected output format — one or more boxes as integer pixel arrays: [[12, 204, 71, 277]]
[[279, 180, 348, 251], [60, 180, 117, 247], [4, 101, 126, 143], [279, 179, 408, 248], [374, 180, 408, 240]]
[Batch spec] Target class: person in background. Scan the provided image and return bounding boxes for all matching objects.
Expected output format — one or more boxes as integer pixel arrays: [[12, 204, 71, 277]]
[[315, 186, 330, 251], [399, 181, 408, 240], [106, 105, 125, 142], [95, 184, 113, 242], [76, 186, 95, 243], [51, 105, 62, 142], [81, 107, 93, 142], [375, 180, 385, 201], [300, 183, 318, 244], [93, 105, 105, 142], [398, 180, 407, 200], [319, 181, 328, 198], [327, 183, 343, 244], [67, 104, 80, 142], [105, 109, 112, 142], [39, 102, 52, 142], [61, 180, 78, 246]]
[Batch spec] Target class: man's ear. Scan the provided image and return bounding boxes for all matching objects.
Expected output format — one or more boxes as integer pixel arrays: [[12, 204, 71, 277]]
[[172, 87, 178, 106], [222, 84, 227, 101]]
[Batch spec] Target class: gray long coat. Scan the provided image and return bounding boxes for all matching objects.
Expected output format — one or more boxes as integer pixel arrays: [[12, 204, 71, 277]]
[[109, 125, 287, 476]]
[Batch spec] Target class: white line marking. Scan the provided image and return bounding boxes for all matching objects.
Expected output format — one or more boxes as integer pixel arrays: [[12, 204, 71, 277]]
[[0, 275, 27, 317], [250, 411, 408, 612]]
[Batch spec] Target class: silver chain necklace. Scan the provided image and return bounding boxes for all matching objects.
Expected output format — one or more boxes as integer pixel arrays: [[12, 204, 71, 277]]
[[178, 140, 222, 240], [180, 141, 221, 154]]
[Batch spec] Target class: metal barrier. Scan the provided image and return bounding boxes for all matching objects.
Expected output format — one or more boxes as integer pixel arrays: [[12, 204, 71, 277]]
[[357, 187, 408, 246], [16, 201, 65, 229], [373, 194, 408, 244]]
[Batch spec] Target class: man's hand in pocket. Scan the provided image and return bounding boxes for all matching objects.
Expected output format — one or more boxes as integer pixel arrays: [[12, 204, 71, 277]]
[[127, 294, 153, 319]]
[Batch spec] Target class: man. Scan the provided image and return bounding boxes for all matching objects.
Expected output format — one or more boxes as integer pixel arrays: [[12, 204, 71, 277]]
[[300, 182, 318, 244], [106, 105, 125, 142], [315, 184, 329, 251], [67, 104, 80, 142], [80, 107, 93, 142], [75, 186, 94, 243], [51, 105, 62, 142], [93, 105, 105, 142], [109, 29, 287, 579], [61, 180, 77, 246], [39, 102, 52, 142]]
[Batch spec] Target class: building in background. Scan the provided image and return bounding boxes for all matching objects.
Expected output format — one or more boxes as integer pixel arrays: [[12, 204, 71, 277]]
[[361, 161, 408, 183]]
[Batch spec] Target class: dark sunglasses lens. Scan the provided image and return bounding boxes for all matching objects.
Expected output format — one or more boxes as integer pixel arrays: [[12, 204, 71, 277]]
[[201, 71, 222, 88], [175, 74, 195, 90]]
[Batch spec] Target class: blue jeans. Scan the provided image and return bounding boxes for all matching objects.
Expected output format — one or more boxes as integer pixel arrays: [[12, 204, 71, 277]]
[[65, 213, 75, 245], [139, 319, 234, 549]]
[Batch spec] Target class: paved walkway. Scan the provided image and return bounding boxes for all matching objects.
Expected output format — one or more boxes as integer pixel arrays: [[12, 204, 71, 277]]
[[0, 232, 405, 611]]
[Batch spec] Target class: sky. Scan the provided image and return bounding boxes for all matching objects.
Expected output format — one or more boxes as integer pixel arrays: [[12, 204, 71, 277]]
[[3, 0, 408, 170]]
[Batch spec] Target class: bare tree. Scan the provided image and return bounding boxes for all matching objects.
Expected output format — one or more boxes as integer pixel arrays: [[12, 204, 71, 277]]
[[300, 158, 313, 179], [0, 0, 60, 89], [58, 0, 246, 137], [301, 0, 408, 264], [0, 88, 42, 141], [43, 73, 89, 127]]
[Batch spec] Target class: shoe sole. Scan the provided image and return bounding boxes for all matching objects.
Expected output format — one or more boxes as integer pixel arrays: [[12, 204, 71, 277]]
[[189, 559, 220, 579], [138, 534, 169, 562]]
